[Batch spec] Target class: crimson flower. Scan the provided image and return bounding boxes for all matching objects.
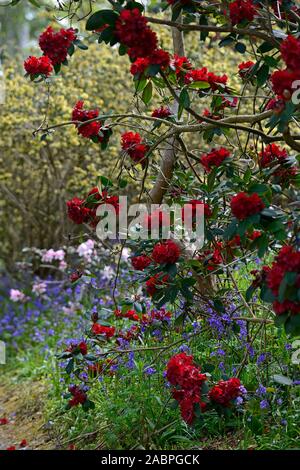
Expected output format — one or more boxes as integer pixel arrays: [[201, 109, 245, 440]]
[[131, 255, 152, 271], [39, 26, 76, 66], [152, 240, 181, 265], [229, 0, 258, 26], [24, 55, 53, 77], [91, 323, 115, 338], [230, 192, 265, 220], [200, 147, 230, 172]]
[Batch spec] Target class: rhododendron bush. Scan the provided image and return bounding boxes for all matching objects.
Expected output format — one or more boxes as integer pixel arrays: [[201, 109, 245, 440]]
[[1, 0, 300, 451]]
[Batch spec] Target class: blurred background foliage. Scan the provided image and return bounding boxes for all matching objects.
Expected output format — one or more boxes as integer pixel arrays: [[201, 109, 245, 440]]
[[0, 1, 243, 268]]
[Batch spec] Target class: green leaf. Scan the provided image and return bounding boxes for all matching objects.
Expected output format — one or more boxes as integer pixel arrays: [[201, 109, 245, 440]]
[[142, 81, 153, 105], [74, 39, 88, 50], [66, 358, 74, 375], [179, 88, 190, 109], [86, 10, 119, 31], [257, 42, 275, 53], [235, 42, 246, 54], [189, 81, 210, 90], [257, 64, 269, 87]]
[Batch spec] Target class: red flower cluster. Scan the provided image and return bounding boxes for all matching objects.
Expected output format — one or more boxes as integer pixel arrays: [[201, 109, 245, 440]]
[[238, 61, 254, 78], [229, 0, 258, 25], [259, 143, 288, 168], [115, 8, 157, 60], [200, 147, 230, 172], [171, 54, 192, 76], [280, 35, 300, 72], [39, 26, 76, 66], [0, 417, 8, 425], [265, 245, 300, 315], [152, 240, 181, 265], [68, 385, 87, 408], [66, 341, 88, 356], [166, 353, 207, 424], [121, 131, 149, 166], [115, 9, 170, 76], [182, 199, 212, 222], [67, 187, 119, 226], [259, 144, 296, 183], [151, 106, 172, 119], [184, 67, 228, 90], [146, 273, 169, 296], [117, 324, 140, 343], [72, 101, 112, 145], [67, 197, 91, 225], [115, 309, 140, 321], [131, 254, 152, 271], [24, 55, 53, 77], [91, 323, 116, 338], [72, 100, 101, 139], [231, 192, 265, 220], [130, 49, 170, 77], [271, 69, 299, 100], [141, 307, 172, 325], [208, 378, 242, 407], [198, 242, 224, 271]]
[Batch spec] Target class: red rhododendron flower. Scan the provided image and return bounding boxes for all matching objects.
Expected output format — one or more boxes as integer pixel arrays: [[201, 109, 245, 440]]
[[208, 378, 242, 406], [39, 26, 76, 65], [280, 35, 300, 71], [19, 439, 28, 448], [24, 55, 53, 77], [124, 310, 140, 321], [230, 192, 265, 220], [171, 54, 192, 76], [131, 255, 152, 270], [200, 147, 230, 172], [238, 61, 254, 78], [130, 57, 150, 76], [184, 67, 227, 90], [92, 323, 116, 338], [166, 353, 207, 424], [66, 341, 88, 356], [265, 97, 286, 114], [0, 417, 8, 425], [66, 197, 92, 224], [259, 143, 288, 167], [151, 106, 172, 119], [259, 144, 296, 183], [68, 385, 87, 408], [184, 67, 208, 85], [146, 273, 169, 296], [265, 246, 300, 315], [152, 239, 180, 265], [115, 8, 158, 60], [121, 131, 149, 165], [207, 71, 228, 90], [6, 446, 16, 451], [148, 48, 170, 68], [271, 69, 299, 100], [72, 101, 102, 139], [229, 0, 258, 25], [70, 270, 83, 283]]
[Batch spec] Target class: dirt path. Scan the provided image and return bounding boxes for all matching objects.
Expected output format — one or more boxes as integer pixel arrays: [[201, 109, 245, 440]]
[[0, 379, 55, 450]]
